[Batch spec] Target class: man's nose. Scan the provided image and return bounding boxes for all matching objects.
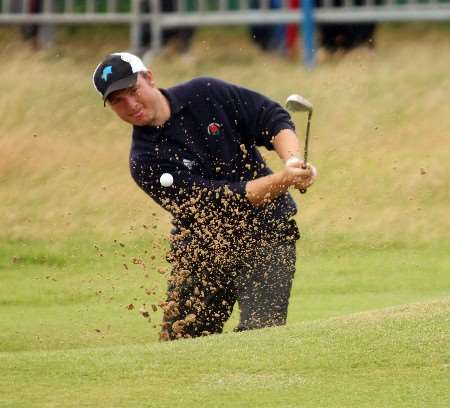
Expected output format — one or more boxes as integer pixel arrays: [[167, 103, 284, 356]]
[[123, 95, 138, 111]]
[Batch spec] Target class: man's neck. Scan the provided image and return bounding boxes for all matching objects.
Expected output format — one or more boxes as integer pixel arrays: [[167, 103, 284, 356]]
[[150, 91, 171, 127]]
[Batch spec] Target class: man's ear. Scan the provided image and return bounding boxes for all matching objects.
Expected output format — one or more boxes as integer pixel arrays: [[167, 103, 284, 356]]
[[142, 70, 155, 86]]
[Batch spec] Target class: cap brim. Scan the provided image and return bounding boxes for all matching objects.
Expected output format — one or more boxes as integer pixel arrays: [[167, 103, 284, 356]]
[[103, 73, 138, 105]]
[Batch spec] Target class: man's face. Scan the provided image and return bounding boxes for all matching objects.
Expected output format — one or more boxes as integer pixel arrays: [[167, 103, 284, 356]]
[[107, 72, 162, 126]]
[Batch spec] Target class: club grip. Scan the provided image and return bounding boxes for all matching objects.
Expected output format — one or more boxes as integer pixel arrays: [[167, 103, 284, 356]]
[[300, 163, 308, 194]]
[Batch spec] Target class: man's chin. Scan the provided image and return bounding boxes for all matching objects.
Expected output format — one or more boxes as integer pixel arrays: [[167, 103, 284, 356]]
[[128, 116, 150, 127]]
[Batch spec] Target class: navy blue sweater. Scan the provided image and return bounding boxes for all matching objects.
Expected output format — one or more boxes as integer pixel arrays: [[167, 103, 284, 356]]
[[130, 77, 297, 236]]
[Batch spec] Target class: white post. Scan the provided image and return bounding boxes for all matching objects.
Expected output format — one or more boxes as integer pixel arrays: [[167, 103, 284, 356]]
[[38, 0, 55, 49], [151, 0, 162, 53], [130, 0, 142, 54]]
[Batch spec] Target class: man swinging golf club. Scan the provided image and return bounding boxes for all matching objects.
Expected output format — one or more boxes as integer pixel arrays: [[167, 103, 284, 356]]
[[92, 52, 317, 340]]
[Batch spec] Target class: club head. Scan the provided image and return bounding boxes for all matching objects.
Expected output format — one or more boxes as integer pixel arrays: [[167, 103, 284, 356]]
[[285, 94, 313, 113]]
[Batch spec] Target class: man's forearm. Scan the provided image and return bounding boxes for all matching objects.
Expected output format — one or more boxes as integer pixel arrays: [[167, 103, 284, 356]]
[[245, 171, 289, 206], [245, 128, 314, 206], [272, 129, 302, 162]]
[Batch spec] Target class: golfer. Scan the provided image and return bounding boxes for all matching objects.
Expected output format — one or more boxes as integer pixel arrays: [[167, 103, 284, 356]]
[[92, 52, 317, 340]]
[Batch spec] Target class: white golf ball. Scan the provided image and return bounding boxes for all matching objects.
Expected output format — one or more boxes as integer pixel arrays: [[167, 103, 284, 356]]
[[159, 173, 173, 187]]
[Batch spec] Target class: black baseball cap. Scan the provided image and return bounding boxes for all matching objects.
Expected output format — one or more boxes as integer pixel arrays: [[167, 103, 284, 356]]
[[92, 52, 147, 104]]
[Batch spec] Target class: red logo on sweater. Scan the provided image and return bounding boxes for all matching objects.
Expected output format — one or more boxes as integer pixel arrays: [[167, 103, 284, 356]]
[[207, 122, 221, 136]]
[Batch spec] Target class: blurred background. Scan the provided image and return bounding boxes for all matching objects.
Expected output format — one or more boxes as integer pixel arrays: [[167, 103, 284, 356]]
[[2, 0, 450, 59]]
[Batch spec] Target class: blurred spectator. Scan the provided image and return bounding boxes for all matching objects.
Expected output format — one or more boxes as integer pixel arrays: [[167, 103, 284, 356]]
[[316, 0, 378, 52], [20, 0, 42, 47], [140, 0, 195, 53], [11, 0, 55, 49], [286, 0, 300, 57], [278, 0, 379, 56], [249, 0, 286, 53]]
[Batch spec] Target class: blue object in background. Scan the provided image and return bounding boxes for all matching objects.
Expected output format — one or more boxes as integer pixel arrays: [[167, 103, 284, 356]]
[[272, 0, 287, 53], [302, 0, 316, 68], [249, 0, 286, 52]]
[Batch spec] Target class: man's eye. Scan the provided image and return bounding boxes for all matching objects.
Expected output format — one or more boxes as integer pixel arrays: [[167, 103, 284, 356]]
[[129, 87, 138, 95]]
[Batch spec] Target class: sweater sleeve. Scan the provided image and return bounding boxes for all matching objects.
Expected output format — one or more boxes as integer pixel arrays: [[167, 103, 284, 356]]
[[130, 153, 253, 225], [207, 77, 296, 150]]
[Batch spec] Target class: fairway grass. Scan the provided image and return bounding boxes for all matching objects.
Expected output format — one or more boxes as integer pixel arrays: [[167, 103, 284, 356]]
[[1, 236, 449, 354], [1, 297, 449, 407]]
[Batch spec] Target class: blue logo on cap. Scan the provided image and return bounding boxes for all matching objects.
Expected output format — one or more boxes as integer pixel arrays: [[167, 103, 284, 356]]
[[101, 66, 113, 82]]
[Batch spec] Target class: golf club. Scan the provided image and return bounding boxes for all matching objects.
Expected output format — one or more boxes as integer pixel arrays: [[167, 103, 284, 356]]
[[285, 94, 314, 194]]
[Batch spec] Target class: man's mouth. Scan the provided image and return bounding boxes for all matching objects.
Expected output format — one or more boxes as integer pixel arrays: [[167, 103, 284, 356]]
[[133, 109, 144, 120]]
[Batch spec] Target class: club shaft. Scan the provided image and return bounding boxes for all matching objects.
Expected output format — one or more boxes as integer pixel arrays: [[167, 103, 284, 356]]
[[303, 111, 312, 165]]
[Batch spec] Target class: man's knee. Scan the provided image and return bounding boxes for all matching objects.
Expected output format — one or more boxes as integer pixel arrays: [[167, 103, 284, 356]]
[[234, 308, 288, 332]]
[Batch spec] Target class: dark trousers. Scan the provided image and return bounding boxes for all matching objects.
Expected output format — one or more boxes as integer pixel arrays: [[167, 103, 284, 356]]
[[160, 228, 298, 340]]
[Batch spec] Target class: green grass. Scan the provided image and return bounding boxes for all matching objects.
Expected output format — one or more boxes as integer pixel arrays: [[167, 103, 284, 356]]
[[1, 298, 449, 407], [1, 236, 449, 355], [1, 23, 450, 406]]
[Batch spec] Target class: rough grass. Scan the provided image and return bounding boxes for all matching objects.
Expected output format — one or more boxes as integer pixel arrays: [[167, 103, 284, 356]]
[[1, 24, 449, 242], [1, 23, 450, 407]]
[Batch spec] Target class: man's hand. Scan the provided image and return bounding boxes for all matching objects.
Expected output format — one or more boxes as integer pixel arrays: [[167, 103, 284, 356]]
[[245, 157, 317, 206], [284, 157, 317, 191]]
